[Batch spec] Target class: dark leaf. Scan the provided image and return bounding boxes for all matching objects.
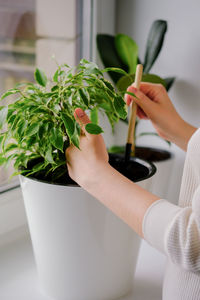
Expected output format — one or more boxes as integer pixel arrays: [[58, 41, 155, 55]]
[[79, 88, 89, 106], [50, 127, 64, 152], [117, 73, 166, 92], [61, 113, 75, 139], [143, 20, 167, 73], [114, 96, 127, 119], [34, 68, 47, 87], [164, 77, 176, 91], [45, 146, 54, 164], [26, 123, 40, 136], [96, 34, 128, 84], [4, 143, 18, 153], [85, 123, 104, 134]]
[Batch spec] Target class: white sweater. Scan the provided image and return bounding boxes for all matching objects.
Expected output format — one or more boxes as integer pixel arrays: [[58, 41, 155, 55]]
[[143, 127, 200, 300]]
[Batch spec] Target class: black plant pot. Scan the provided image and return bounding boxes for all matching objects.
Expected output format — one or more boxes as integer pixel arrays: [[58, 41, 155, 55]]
[[135, 146, 173, 163], [25, 153, 156, 186]]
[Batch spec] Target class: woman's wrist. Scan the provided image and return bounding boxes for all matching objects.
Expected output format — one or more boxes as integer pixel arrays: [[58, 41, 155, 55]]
[[80, 161, 111, 191], [171, 118, 197, 151]]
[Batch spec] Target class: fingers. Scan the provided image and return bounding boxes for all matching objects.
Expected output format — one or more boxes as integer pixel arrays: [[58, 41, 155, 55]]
[[126, 86, 155, 116], [74, 108, 91, 137]]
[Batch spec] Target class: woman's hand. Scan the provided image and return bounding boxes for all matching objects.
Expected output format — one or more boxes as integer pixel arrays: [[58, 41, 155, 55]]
[[65, 108, 109, 188], [125, 82, 197, 151]]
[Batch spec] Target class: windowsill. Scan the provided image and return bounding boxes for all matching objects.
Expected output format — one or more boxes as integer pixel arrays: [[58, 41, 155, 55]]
[[0, 186, 27, 238], [0, 178, 20, 194], [0, 234, 166, 300]]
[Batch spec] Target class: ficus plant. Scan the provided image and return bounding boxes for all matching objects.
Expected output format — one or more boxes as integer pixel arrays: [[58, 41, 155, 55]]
[[97, 19, 176, 149], [0, 59, 133, 183]]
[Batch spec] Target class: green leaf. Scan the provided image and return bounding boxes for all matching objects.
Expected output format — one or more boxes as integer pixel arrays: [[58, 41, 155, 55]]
[[4, 143, 18, 153], [17, 120, 28, 137], [102, 67, 128, 76], [51, 85, 59, 92], [26, 123, 40, 136], [108, 145, 125, 154], [143, 20, 167, 73], [114, 96, 127, 119], [61, 113, 75, 139], [90, 107, 98, 124], [117, 73, 166, 92], [44, 147, 54, 164], [53, 69, 59, 82], [0, 134, 4, 148], [1, 89, 20, 100], [85, 123, 104, 135], [0, 106, 8, 129], [50, 127, 64, 151], [79, 88, 89, 106], [115, 34, 138, 74], [34, 68, 47, 87], [96, 34, 128, 84], [71, 123, 80, 148], [164, 77, 176, 91]]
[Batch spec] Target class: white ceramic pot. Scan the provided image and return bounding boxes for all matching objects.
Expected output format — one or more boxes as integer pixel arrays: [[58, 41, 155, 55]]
[[19, 158, 155, 300], [135, 146, 174, 198], [150, 155, 174, 198]]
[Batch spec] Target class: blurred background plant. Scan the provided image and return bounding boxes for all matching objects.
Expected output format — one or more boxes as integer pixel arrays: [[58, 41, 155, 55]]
[[97, 19, 175, 154]]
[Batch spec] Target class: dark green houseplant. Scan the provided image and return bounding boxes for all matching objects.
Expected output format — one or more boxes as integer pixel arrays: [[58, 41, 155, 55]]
[[97, 19, 175, 160]]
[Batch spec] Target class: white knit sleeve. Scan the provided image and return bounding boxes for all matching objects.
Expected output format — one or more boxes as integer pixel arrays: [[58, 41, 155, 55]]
[[143, 186, 200, 272]]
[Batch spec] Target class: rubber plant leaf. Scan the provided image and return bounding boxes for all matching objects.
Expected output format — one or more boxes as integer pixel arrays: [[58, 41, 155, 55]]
[[96, 34, 128, 84], [143, 20, 167, 73], [85, 123, 103, 135], [34, 68, 47, 87], [115, 34, 138, 74], [164, 77, 176, 91], [117, 73, 166, 92]]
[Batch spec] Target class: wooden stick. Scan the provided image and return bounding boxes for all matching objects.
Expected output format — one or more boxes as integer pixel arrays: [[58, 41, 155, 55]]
[[125, 64, 143, 161]]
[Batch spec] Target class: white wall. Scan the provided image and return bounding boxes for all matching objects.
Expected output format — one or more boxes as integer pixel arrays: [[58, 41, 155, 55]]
[[116, 0, 200, 203]]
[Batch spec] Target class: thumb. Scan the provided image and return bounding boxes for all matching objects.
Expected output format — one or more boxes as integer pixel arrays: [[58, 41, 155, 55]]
[[126, 86, 155, 116], [74, 108, 91, 136]]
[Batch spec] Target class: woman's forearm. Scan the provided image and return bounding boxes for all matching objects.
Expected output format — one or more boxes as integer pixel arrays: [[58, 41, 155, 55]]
[[82, 164, 159, 237]]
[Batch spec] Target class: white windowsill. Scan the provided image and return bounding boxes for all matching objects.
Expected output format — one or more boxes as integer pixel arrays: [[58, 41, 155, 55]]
[[0, 235, 165, 300], [0, 186, 27, 239]]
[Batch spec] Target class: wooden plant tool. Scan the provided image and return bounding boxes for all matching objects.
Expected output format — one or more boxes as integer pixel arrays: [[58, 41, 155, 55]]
[[125, 64, 143, 163]]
